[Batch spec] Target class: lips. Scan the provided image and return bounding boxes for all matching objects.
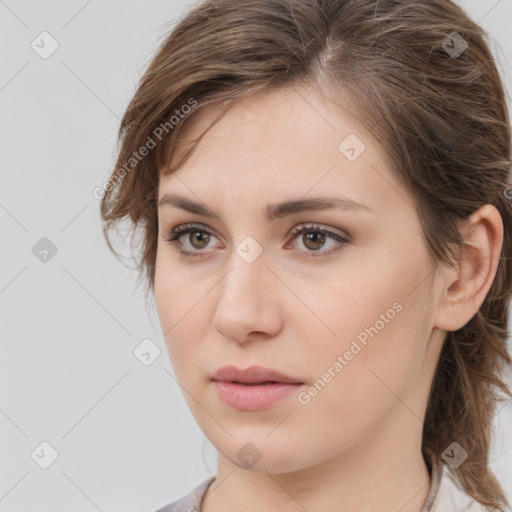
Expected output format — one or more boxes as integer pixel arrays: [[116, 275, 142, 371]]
[[211, 365, 303, 385], [211, 365, 304, 411]]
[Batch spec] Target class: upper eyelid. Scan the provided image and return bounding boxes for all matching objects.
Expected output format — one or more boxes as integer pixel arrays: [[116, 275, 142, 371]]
[[290, 223, 349, 238]]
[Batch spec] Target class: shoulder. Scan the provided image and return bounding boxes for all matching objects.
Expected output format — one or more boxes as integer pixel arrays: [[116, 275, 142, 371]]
[[154, 476, 216, 512], [429, 464, 490, 512]]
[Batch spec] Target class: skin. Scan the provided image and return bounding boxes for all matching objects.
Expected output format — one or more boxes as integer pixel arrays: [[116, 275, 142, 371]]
[[154, 83, 503, 512]]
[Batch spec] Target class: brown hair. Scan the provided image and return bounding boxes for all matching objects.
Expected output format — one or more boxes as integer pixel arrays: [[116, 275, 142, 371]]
[[99, 0, 512, 509]]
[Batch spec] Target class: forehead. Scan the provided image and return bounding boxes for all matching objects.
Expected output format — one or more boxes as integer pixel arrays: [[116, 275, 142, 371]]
[[159, 84, 413, 217]]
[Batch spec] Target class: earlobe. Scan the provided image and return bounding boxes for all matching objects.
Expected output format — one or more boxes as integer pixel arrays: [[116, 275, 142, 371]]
[[433, 204, 503, 332]]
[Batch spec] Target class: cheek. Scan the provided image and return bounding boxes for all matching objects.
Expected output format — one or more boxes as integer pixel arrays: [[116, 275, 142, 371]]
[[294, 310, 421, 456], [154, 253, 202, 368], [154, 247, 199, 324], [307, 260, 428, 405]]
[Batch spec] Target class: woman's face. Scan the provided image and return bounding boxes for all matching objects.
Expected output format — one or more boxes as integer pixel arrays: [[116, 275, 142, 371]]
[[154, 84, 445, 473]]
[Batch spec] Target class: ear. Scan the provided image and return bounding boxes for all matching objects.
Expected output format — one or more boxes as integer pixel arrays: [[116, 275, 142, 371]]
[[434, 204, 504, 332]]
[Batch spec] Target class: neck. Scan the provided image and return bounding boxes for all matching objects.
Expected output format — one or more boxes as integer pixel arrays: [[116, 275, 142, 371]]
[[202, 411, 431, 512]]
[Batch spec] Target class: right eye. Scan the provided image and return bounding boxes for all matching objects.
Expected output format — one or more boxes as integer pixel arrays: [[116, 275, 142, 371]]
[[162, 223, 221, 258]]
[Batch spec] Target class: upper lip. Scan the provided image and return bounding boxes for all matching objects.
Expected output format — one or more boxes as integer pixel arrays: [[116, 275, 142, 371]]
[[211, 365, 303, 384]]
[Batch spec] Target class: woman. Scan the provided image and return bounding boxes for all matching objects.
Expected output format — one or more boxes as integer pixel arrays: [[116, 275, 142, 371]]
[[99, 0, 512, 510]]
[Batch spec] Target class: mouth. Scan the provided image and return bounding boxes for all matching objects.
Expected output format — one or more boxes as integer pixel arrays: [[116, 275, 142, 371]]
[[210, 365, 304, 411], [212, 380, 304, 411], [229, 381, 289, 386]]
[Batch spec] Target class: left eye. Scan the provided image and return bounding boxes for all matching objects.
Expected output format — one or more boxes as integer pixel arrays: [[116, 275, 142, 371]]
[[162, 222, 350, 258]]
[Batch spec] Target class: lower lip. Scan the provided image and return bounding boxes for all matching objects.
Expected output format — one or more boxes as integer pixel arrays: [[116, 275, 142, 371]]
[[213, 381, 303, 411]]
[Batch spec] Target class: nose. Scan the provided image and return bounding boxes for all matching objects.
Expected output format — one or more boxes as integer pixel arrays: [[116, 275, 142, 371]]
[[211, 245, 283, 344]]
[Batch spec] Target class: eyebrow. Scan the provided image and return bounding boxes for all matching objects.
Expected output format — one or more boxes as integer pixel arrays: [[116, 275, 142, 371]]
[[158, 193, 375, 221]]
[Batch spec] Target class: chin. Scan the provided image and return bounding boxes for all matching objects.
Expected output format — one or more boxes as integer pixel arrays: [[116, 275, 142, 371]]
[[215, 435, 314, 474]]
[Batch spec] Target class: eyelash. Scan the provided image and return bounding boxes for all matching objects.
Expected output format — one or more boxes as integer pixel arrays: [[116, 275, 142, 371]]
[[161, 222, 350, 259]]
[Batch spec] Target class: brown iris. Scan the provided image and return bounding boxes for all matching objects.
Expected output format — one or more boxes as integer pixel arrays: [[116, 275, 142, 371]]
[[302, 231, 326, 251], [188, 231, 210, 249]]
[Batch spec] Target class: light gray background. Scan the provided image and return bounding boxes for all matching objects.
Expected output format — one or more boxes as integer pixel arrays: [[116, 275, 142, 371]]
[[1, 1, 511, 511]]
